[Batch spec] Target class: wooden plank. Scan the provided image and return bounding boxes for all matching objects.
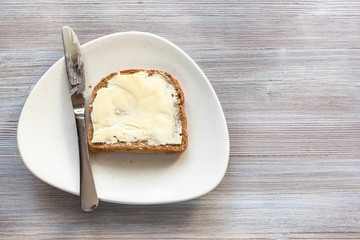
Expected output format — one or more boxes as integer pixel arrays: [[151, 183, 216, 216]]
[[2, 233, 360, 240]]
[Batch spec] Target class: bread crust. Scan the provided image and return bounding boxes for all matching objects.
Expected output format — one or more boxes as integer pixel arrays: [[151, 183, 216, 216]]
[[87, 69, 188, 154]]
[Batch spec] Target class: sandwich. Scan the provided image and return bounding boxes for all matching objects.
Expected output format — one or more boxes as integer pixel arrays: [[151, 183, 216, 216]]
[[87, 69, 188, 154]]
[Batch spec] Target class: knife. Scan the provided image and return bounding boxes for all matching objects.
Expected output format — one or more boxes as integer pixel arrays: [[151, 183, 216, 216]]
[[61, 26, 99, 211]]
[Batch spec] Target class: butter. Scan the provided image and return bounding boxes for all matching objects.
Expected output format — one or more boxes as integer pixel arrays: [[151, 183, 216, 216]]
[[91, 71, 182, 146]]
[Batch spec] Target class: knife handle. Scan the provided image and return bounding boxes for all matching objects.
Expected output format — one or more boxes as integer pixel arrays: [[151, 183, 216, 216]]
[[75, 114, 99, 211]]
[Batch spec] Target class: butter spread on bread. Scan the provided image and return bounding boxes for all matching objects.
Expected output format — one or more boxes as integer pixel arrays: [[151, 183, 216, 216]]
[[88, 69, 188, 154]]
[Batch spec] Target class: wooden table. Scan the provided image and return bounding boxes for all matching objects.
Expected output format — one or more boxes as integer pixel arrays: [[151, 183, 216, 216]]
[[1, 1, 360, 239]]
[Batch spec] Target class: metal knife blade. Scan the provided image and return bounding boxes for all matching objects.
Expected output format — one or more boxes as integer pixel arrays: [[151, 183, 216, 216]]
[[62, 26, 86, 114], [61, 26, 99, 211]]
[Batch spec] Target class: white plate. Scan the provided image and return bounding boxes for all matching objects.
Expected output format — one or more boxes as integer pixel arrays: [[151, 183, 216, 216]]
[[17, 32, 229, 205]]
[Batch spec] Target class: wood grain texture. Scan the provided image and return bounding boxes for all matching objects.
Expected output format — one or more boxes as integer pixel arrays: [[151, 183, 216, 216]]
[[1, 0, 360, 239]]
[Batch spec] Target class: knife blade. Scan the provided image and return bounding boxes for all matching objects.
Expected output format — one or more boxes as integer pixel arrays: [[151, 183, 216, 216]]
[[61, 26, 98, 211]]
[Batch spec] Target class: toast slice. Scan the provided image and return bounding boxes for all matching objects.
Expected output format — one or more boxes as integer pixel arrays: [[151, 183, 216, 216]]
[[87, 69, 188, 154]]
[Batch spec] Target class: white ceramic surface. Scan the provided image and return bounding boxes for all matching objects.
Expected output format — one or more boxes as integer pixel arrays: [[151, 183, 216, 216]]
[[17, 32, 229, 205]]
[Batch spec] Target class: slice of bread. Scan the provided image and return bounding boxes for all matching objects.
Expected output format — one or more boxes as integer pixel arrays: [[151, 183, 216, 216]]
[[87, 69, 188, 154]]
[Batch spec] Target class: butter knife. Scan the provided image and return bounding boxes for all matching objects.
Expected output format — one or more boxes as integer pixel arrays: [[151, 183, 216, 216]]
[[61, 26, 98, 211]]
